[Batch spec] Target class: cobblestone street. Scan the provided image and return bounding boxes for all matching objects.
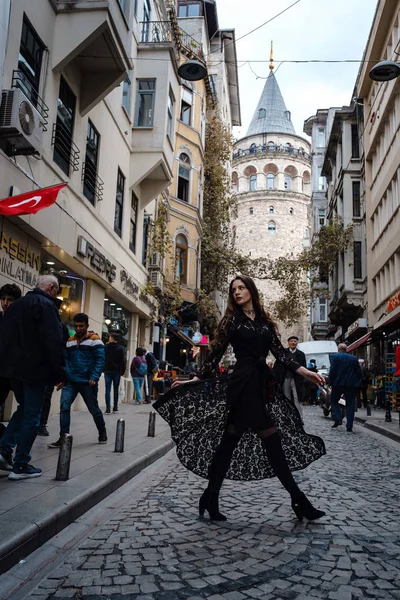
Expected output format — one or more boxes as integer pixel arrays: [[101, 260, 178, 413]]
[[10, 408, 400, 600]]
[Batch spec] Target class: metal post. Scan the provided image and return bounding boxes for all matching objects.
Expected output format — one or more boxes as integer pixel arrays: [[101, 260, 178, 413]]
[[148, 411, 156, 437], [114, 418, 125, 453], [385, 395, 392, 422], [366, 402, 372, 416], [55, 433, 73, 481]]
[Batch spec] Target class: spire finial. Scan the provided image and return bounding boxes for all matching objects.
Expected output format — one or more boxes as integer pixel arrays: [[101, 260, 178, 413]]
[[269, 41, 274, 71]]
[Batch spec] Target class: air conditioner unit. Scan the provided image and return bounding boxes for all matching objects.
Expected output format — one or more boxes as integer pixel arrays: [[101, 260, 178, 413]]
[[150, 270, 163, 292], [149, 252, 162, 269], [0, 88, 44, 156]]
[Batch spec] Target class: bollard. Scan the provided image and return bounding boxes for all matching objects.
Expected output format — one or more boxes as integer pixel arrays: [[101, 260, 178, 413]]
[[55, 433, 73, 481], [147, 411, 156, 437], [366, 402, 372, 416], [114, 418, 125, 453], [385, 396, 392, 422]]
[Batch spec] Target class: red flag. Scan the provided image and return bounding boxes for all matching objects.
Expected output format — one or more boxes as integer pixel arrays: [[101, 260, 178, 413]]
[[0, 184, 66, 216]]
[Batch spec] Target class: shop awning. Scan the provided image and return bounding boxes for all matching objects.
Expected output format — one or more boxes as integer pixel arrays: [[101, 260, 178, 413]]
[[373, 305, 400, 331], [169, 328, 195, 346], [346, 331, 372, 352]]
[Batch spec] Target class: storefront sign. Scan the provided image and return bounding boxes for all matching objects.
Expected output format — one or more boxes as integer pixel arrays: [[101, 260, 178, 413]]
[[77, 236, 116, 282], [334, 327, 342, 341], [120, 269, 139, 298], [139, 291, 157, 312], [388, 290, 400, 313], [347, 318, 368, 336], [0, 229, 40, 288]]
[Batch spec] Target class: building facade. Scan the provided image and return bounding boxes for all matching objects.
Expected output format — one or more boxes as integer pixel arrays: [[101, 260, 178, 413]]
[[0, 0, 203, 417], [356, 0, 400, 371], [232, 70, 311, 342]]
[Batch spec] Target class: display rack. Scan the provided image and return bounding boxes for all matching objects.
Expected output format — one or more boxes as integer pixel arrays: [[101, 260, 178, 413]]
[[385, 353, 400, 425]]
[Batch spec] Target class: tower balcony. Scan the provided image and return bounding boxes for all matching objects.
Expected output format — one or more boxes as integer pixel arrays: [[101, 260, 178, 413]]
[[233, 143, 311, 164], [51, 0, 132, 115]]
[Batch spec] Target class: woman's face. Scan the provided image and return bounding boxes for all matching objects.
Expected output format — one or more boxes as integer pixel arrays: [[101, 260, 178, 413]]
[[231, 279, 252, 307]]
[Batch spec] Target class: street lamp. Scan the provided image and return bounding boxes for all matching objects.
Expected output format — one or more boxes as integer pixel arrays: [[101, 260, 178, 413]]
[[369, 60, 400, 81], [178, 60, 207, 81]]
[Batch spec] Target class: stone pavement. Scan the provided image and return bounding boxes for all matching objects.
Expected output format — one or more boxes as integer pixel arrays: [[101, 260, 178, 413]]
[[0, 402, 173, 573], [9, 406, 400, 600], [354, 406, 400, 443]]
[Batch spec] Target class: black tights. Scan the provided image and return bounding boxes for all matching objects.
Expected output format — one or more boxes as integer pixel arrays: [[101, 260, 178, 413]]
[[208, 427, 301, 499]]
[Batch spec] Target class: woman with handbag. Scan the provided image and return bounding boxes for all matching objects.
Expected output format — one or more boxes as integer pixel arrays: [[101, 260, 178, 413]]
[[154, 275, 326, 523]]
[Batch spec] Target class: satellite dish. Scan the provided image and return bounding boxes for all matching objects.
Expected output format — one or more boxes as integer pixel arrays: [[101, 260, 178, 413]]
[[178, 60, 207, 82], [369, 60, 400, 82]]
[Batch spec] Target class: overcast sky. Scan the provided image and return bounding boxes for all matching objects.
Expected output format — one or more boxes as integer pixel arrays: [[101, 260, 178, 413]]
[[215, 0, 378, 140]]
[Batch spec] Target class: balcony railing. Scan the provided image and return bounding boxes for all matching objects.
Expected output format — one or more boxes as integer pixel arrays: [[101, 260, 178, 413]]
[[12, 70, 49, 129], [51, 122, 80, 174], [233, 144, 311, 162], [139, 21, 204, 60], [82, 161, 104, 204]]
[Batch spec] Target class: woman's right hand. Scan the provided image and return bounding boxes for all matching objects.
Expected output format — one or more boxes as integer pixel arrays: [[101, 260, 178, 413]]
[[172, 376, 200, 388]]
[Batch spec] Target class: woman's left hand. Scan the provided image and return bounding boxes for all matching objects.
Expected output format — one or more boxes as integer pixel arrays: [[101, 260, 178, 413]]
[[304, 369, 325, 387]]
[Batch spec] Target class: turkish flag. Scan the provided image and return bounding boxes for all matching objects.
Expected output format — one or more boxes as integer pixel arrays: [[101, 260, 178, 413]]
[[0, 184, 66, 216]]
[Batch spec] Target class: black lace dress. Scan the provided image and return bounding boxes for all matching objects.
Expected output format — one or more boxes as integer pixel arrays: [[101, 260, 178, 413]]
[[154, 311, 326, 481]]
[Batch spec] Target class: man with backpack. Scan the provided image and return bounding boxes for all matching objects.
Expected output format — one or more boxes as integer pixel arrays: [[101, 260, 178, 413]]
[[143, 347, 158, 403], [130, 347, 147, 404]]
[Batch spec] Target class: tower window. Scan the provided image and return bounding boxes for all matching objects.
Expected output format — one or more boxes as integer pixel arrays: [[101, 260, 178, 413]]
[[284, 174, 292, 190], [258, 108, 266, 119], [266, 173, 274, 189], [269, 206, 274, 214], [268, 221, 276, 235], [289, 207, 294, 215], [249, 175, 257, 191], [249, 207, 254, 215]]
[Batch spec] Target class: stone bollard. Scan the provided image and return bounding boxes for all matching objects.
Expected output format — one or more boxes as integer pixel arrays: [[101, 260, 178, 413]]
[[55, 433, 73, 481], [385, 396, 392, 422], [147, 411, 156, 437], [366, 402, 372, 416], [114, 418, 125, 453]]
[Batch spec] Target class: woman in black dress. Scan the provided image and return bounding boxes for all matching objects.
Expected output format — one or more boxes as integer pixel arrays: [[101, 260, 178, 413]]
[[154, 275, 326, 522]]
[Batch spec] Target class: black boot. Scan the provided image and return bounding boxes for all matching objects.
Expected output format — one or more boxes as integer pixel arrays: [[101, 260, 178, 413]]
[[199, 430, 241, 521], [262, 432, 325, 521]]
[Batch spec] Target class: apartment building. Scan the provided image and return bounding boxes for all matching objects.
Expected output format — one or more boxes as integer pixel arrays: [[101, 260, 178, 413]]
[[356, 0, 400, 366], [320, 104, 368, 352], [0, 0, 194, 416]]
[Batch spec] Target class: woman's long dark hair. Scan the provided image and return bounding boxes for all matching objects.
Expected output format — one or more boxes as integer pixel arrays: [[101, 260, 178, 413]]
[[210, 275, 278, 351]]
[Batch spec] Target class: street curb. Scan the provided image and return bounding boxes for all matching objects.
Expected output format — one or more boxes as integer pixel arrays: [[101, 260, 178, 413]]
[[354, 416, 400, 444], [0, 439, 174, 575]]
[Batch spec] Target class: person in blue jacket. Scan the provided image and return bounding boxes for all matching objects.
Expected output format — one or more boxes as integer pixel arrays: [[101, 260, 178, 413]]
[[329, 343, 362, 432], [48, 313, 107, 447]]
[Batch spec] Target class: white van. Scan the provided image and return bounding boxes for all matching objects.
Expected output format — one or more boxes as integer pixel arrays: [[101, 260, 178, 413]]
[[297, 341, 338, 377]]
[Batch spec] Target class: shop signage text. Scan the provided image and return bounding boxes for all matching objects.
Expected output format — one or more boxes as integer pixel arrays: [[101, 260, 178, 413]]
[[0, 232, 40, 270], [388, 290, 400, 314], [347, 318, 368, 336], [77, 236, 116, 282], [120, 269, 139, 298]]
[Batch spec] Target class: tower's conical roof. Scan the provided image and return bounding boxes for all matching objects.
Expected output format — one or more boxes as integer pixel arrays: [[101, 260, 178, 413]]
[[246, 71, 296, 136]]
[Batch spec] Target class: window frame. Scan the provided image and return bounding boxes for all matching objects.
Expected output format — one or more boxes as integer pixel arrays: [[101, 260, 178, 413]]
[[180, 85, 193, 126], [178, 2, 202, 17], [122, 70, 132, 116], [53, 76, 76, 177], [284, 174, 292, 190], [353, 241, 362, 279], [317, 127, 325, 148], [18, 15, 45, 105], [130, 191, 139, 253], [351, 124, 360, 159], [175, 234, 188, 284], [268, 221, 276, 235], [83, 120, 100, 205], [177, 153, 191, 202], [114, 168, 125, 238], [134, 79, 156, 128], [352, 181, 361, 217], [167, 88, 175, 140], [249, 174, 257, 191], [266, 173, 274, 189], [319, 298, 328, 322]]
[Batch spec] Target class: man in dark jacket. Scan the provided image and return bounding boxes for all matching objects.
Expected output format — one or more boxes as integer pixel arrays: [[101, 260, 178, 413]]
[[0, 275, 64, 479], [104, 333, 125, 413], [329, 343, 362, 431], [0, 283, 22, 427], [48, 313, 107, 448], [273, 335, 307, 419], [143, 347, 158, 403]]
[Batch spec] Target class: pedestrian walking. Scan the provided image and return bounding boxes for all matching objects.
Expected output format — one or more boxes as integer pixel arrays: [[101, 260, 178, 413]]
[[273, 335, 307, 418], [47, 313, 107, 448], [155, 275, 326, 522], [130, 347, 147, 404], [0, 275, 64, 479], [104, 333, 126, 414], [329, 343, 362, 431], [0, 283, 22, 419], [306, 358, 319, 406], [143, 347, 158, 403]]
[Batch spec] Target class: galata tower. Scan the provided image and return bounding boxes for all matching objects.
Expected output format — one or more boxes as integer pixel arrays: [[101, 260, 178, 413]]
[[232, 68, 311, 342]]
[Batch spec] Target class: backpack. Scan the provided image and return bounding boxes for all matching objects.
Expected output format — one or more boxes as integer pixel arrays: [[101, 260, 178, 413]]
[[137, 361, 148, 376]]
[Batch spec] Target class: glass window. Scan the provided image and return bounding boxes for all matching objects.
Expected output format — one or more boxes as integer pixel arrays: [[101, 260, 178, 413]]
[[249, 175, 257, 191], [135, 80, 155, 127], [18, 16, 44, 106], [351, 124, 360, 158], [134, 0, 139, 18], [354, 241, 362, 279], [180, 86, 193, 125], [114, 168, 125, 237], [269, 206, 274, 214], [175, 234, 188, 284], [352, 181, 361, 217], [268, 141, 275, 151], [317, 127, 325, 147], [318, 208, 326, 227], [130, 192, 139, 253], [266, 173, 274, 189], [249, 207, 254, 215], [167, 89, 174, 138], [258, 108, 266, 119], [268, 221, 276, 235], [142, 214, 151, 266], [178, 153, 190, 202], [318, 167, 326, 191], [250, 143, 257, 154], [118, 0, 129, 16], [178, 2, 202, 17], [284, 174, 291, 190], [83, 120, 101, 205], [319, 298, 327, 322], [122, 71, 132, 116], [53, 77, 76, 177]]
